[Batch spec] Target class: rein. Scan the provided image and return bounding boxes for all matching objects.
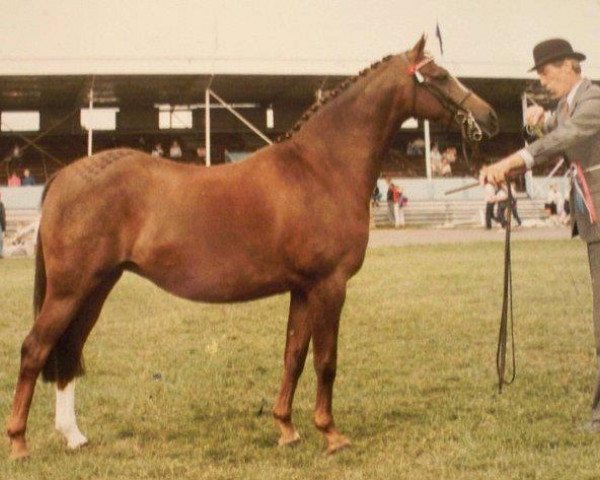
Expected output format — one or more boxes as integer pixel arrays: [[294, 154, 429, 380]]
[[496, 181, 516, 393]]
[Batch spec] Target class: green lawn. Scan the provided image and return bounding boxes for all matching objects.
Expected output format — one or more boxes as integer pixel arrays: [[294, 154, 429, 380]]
[[2, 239, 600, 479]]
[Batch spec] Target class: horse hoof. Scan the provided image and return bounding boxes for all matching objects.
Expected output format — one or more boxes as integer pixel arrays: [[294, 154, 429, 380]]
[[325, 435, 351, 455], [278, 431, 301, 447], [67, 435, 89, 451], [9, 442, 29, 461]]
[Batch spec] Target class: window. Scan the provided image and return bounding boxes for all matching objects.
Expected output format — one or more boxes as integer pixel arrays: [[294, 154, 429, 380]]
[[158, 107, 193, 130], [80, 108, 119, 131], [401, 118, 418, 129], [1, 111, 40, 132]]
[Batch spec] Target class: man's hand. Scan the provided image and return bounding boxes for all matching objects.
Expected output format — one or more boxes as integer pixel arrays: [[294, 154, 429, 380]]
[[479, 153, 527, 186], [524, 105, 545, 128]]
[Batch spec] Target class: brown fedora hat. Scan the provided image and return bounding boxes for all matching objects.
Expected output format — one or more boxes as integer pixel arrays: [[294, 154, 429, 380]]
[[529, 38, 586, 71]]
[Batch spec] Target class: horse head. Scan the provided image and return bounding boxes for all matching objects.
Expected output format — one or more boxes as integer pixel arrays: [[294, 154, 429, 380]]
[[402, 35, 499, 140]]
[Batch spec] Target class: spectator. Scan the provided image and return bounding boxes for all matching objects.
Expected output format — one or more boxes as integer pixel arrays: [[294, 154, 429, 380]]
[[406, 138, 425, 156], [151, 143, 164, 157], [444, 146, 458, 164], [495, 188, 509, 228], [169, 140, 182, 159], [137, 136, 147, 152], [394, 185, 408, 228], [508, 182, 523, 227], [441, 146, 457, 177], [483, 181, 501, 229], [385, 178, 396, 225], [386, 180, 407, 228], [545, 183, 564, 224], [0, 191, 5, 258], [196, 146, 206, 163], [430, 143, 442, 176], [371, 184, 381, 208], [440, 157, 452, 177], [21, 169, 35, 186], [7, 171, 21, 187], [495, 183, 522, 228]]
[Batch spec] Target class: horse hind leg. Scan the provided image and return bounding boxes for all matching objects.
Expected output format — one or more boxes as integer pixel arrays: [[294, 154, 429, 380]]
[[52, 271, 122, 450], [7, 294, 83, 459], [55, 382, 87, 449], [6, 271, 121, 459], [273, 290, 312, 447]]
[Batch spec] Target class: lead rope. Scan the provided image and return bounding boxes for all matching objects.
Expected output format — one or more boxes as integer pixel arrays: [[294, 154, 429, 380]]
[[496, 180, 516, 393]]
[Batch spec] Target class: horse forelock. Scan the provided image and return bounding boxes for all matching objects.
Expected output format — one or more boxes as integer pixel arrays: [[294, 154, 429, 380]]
[[276, 54, 395, 143]]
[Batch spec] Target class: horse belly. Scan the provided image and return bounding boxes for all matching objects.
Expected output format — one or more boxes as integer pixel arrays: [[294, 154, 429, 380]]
[[136, 256, 290, 303]]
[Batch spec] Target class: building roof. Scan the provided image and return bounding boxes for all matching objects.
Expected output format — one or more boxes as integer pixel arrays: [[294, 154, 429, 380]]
[[0, 1, 595, 130], [1, 1, 599, 79], [0, 74, 350, 110]]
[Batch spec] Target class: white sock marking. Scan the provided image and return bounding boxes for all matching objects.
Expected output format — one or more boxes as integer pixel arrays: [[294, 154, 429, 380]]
[[55, 382, 88, 449]]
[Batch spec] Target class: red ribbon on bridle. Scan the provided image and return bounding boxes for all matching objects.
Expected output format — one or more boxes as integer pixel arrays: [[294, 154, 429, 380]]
[[407, 57, 434, 75]]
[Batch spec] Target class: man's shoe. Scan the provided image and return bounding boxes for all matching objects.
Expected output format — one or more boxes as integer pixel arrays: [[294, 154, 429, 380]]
[[581, 419, 600, 432]]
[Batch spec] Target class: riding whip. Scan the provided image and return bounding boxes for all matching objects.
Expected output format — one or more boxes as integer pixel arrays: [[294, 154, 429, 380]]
[[444, 180, 480, 195]]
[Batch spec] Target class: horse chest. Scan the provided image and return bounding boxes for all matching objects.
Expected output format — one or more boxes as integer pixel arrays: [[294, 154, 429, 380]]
[[289, 225, 368, 278]]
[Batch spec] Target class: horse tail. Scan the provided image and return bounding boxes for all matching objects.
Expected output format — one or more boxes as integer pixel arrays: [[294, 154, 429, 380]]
[[34, 173, 86, 384], [32, 230, 46, 319], [32, 173, 57, 317]]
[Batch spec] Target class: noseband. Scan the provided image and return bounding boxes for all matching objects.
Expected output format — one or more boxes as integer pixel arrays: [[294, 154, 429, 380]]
[[406, 56, 484, 143]]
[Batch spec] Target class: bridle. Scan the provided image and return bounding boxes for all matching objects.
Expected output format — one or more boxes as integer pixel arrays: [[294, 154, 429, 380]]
[[404, 55, 484, 145]]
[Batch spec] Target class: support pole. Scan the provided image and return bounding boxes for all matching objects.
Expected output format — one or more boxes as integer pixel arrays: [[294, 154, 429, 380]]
[[87, 88, 94, 157], [522, 92, 537, 198], [208, 89, 273, 145], [424, 120, 432, 181], [205, 88, 211, 167]]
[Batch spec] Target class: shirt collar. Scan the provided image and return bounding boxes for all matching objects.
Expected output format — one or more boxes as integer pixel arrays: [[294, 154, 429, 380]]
[[566, 79, 584, 109]]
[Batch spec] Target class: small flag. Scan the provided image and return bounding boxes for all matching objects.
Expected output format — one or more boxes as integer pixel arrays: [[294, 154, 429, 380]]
[[435, 21, 444, 56]]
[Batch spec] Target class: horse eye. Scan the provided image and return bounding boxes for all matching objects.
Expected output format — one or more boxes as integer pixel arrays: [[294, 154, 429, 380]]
[[434, 73, 449, 81]]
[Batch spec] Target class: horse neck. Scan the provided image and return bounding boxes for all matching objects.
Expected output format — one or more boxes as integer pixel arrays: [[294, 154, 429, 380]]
[[293, 64, 412, 202]]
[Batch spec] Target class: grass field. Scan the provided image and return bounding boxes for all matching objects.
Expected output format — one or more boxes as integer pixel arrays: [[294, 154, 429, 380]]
[[2, 239, 600, 479]]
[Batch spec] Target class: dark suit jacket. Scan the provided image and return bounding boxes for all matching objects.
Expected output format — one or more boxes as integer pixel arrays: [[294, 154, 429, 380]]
[[0, 201, 5, 232]]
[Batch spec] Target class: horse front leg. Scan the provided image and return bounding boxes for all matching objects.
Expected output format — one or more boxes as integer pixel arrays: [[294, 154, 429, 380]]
[[273, 290, 312, 446], [309, 277, 351, 454], [55, 381, 88, 449]]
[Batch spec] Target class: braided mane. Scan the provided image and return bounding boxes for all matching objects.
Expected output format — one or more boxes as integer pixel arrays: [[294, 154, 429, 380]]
[[277, 55, 394, 142]]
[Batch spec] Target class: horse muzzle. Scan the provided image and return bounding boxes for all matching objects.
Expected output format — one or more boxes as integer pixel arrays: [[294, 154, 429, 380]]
[[459, 109, 499, 141]]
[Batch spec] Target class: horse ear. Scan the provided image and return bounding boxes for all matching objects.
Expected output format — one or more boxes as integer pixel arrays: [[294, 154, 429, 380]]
[[411, 34, 427, 61]]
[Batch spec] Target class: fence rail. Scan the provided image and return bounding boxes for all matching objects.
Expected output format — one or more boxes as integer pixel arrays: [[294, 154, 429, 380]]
[[372, 199, 548, 228]]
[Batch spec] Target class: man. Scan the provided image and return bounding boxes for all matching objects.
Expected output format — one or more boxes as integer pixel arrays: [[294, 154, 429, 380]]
[[483, 181, 500, 229], [21, 169, 35, 186], [385, 177, 397, 226], [0, 191, 6, 259], [480, 38, 600, 428]]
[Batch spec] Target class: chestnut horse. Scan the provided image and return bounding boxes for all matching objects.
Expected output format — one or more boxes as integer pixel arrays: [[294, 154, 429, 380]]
[[7, 36, 498, 459]]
